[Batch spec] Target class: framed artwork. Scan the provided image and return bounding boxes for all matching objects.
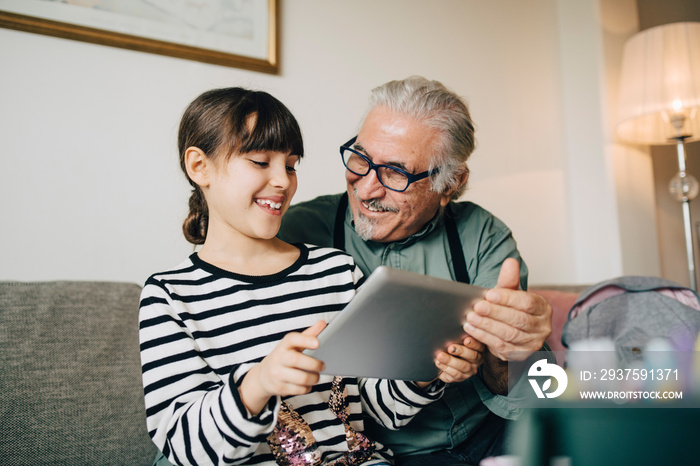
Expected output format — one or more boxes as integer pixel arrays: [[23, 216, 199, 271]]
[[0, 0, 278, 74]]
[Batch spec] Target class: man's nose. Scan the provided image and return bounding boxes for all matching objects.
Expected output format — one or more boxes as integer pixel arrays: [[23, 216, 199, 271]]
[[350, 168, 386, 199]]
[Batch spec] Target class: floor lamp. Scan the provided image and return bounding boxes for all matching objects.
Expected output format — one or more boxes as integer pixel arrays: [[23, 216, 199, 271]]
[[617, 22, 700, 291]]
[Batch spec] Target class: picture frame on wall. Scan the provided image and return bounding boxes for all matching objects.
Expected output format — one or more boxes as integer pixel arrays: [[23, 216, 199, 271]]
[[0, 0, 278, 74]]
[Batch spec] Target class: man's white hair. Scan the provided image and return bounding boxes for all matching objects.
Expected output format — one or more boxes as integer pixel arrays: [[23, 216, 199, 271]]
[[365, 76, 476, 199]]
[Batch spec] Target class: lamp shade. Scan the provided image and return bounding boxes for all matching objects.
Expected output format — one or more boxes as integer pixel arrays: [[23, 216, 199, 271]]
[[617, 22, 700, 145]]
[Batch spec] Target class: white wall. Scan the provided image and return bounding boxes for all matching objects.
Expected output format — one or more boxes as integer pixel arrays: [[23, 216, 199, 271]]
[[0, 0, 645, 286], [555, 0, 661, 284], [599, 0, 661, 280]]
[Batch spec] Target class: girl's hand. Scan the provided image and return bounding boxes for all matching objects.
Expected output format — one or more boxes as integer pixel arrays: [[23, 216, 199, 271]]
[[434, 335, 485, 383], [239, 320, 327, 414], [415, 335, 485, 388]]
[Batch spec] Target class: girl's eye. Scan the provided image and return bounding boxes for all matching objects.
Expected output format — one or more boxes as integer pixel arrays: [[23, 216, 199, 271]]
[[250, 160, 268, 167], [286, 165, 297, 173]]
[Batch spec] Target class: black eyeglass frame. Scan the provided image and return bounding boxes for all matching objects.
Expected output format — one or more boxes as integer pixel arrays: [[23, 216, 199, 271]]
[[339, 136, 440, 193]]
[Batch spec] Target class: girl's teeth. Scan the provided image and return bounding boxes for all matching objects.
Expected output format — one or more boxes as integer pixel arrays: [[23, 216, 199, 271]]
[[257, 199, 282, 210]]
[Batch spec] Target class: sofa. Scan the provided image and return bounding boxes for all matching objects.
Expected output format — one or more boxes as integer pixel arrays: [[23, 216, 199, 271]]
[[0, 280, 585, 466], [530, 285, 587, 366], [1, 281, 158, 465]]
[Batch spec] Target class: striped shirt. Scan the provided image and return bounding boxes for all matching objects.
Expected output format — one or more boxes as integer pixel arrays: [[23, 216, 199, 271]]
[[139, 244, 443, 466]]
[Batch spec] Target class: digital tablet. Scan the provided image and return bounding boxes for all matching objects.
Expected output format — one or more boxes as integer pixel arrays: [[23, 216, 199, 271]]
[[303, 266, 486, 381]]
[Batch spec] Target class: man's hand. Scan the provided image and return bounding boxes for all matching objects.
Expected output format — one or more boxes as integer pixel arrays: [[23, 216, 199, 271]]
[[464, 258, 552, 362], [461, 258, 552, 395]]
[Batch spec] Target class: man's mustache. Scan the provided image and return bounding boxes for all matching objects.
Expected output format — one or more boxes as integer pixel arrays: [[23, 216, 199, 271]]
[[353, 189, 399, 213]]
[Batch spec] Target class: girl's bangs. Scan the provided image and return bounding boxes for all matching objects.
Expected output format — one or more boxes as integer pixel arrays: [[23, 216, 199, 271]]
[[238, 96, 304, 157]]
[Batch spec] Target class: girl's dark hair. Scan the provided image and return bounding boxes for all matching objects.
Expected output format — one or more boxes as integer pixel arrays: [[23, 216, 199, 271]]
[[178, 87, 304, 244]]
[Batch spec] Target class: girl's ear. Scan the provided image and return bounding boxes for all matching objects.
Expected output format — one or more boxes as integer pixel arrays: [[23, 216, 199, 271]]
[[439, 168, 469, 207], [184, 147, 211, 187]]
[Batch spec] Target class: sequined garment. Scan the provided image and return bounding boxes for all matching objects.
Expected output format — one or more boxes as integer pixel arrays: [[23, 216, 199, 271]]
[[327, 377, 376, 465], [267, 401, 322, 466], [267, 376, 375, 466]]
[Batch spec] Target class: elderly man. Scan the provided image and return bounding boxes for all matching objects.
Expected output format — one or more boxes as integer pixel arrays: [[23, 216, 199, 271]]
[[278, 76, 552, 465]]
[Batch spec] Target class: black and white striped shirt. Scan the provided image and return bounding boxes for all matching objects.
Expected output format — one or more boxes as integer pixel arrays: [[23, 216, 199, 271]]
[[140, 244, 443, 466]]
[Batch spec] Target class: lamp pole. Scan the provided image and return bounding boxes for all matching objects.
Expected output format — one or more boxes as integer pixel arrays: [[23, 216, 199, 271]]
[[669, 114, 698, 291]]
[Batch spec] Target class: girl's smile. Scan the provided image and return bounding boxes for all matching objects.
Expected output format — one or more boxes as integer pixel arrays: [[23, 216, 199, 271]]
[[255, 196, 285, 214]]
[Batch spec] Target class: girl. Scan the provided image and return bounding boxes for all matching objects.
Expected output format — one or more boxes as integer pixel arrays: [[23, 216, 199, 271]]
[[139, 88, 450, 466]]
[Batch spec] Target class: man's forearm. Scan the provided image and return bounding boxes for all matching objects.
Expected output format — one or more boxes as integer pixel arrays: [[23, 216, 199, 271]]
[[480, 352, 530, 395], [480, 352, 509, 395]]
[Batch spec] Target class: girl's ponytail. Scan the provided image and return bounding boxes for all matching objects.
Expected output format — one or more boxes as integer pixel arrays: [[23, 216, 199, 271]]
[[182, 187, 208, 245]]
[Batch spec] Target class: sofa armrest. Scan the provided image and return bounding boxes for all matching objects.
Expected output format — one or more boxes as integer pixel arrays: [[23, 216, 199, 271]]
[[0, 281, 157, 465], [530, 286, 587, 366]]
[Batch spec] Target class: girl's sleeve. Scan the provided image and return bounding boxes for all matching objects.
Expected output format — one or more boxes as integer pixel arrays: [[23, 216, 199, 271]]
[[139, 279, 280, 466], [358, 379, 444, 430]]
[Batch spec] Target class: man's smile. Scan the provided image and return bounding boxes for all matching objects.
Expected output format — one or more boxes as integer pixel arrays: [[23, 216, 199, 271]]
[[355, 190, 399, 214]]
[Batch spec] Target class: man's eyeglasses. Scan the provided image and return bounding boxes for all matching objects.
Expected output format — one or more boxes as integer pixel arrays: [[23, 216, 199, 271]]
[[339, 136, 440, 192]]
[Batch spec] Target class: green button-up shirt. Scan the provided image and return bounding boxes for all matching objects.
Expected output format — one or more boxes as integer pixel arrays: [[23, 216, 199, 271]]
[[278, 193, 531, 457]]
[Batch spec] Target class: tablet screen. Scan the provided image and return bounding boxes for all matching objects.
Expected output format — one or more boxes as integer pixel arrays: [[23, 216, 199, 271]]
[[304, 266, 485, 381]]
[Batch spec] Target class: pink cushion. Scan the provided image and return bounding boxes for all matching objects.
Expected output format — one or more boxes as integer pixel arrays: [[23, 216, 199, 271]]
[[531, 289, 581, 366]]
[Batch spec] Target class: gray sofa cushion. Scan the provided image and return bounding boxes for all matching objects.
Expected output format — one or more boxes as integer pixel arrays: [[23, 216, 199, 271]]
[[0, 281, 157, 465]]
